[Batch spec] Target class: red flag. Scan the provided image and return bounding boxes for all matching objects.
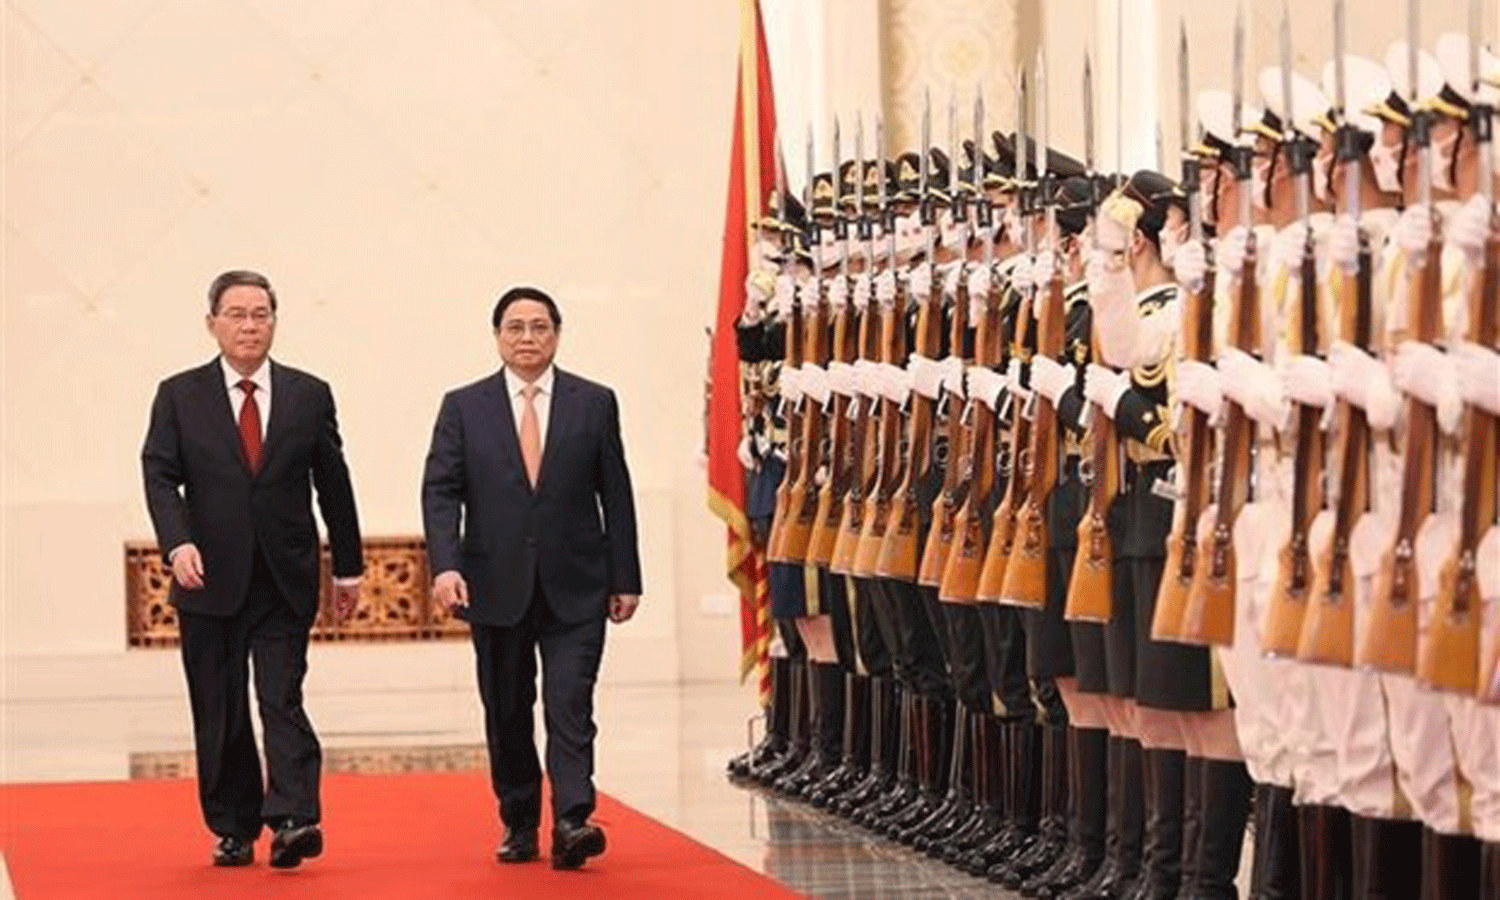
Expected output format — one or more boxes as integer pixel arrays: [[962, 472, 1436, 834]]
[[707, 0, 778, 705]]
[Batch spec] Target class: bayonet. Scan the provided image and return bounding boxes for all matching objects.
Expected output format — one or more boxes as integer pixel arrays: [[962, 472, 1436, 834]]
[[1018, 68, 1032, 254], [877, 116, 894, 266], [1179, 22, 1204, 242], [976, 88, 994, 268], [1473, 0, 1493, 205], [921, 87, 935, 269], [1335, 0, 1362, 219], [835, 117, 849, 279], [1281, 1, 1311, 225], [1084, 52, 1096, 177], [806, 123, 821, 293], [1410, 0, 1432, 207]]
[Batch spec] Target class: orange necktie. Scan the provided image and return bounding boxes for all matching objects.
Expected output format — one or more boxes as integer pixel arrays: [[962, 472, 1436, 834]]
[[238, 379, 263, 473], [519, 384, 542, 486]]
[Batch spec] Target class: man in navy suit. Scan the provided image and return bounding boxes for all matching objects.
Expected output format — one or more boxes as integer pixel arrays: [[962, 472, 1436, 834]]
[[141, 269, 363, 868], [421, 286, 642, 870]]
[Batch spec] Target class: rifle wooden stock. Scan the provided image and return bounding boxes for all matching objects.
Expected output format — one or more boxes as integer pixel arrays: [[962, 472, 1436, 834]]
[[1297, 245, 1376, 666], [1183, 233, 1261, 647], [1001, 274, 1066, 609], [919, 281, 972, 587], [1358, 228, 1444, 674], [1265, 251, 1326, 657], [831, 296, 883, 575], [809, 283, 858, 566], [940, 281, 1003, 603], [852, 287, 907, 577], [878, 275, 945, 580], [1417, 228, 1497, 692], [766, 287, 808, 564], [778, 287, 830, 564], [976, 302, 1036, 602], [1066, 395, 1118, 622], [1152, 267, 1217, 640]]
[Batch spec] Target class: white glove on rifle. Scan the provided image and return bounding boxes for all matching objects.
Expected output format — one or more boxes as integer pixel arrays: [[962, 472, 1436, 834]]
[[968, 365, 1006, 410], [1011, 255, 1036, 294], [827, 361, 857, 397], [967, 265, 993, 321], [874, 271, 897, 308], [827, 275, 849, 311], [907, 262, 934, 300], [1281, 354, 1334, 409], [796, 277, 820, 311], [1083, 364, 1130, 419], [1029, 356, 1074, 405], [1394, 340, 1462, 435], [940, 355, 966, 399], [879, 362, 913, 405], [1219, 347, 1288, 430], [744, 269, 775, 322], [1173, 238, 1208, 295], [1216, 225, 1250, 280], [853, 271, 874, 307], [1274, 222, 1311, 275], [1454, 341, 1500, 416], [909, 354, 945, 400], [941, 260, 965, 299], [1328, 341, 1399, 430], [1328, 215, 1361, 274], [778, 364, 804, 405], [1447, 194, 1493, 262], [1032, 249, 1058, 287], [1396, 203, 1434, 259], [801, 363, 831, 406], [772, 273, 796, 320], [1175, 359, 1224, 420]]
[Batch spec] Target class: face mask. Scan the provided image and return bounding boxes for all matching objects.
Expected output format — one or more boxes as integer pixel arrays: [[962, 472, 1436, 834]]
[[1312, 145, 1334, 203], [1370, 133, 1402, 194], [1159, 222, 1187, 268], [1431, 126, 1459, 192], [1251, 157, 1272, 211], [940, 208, 970, 251]]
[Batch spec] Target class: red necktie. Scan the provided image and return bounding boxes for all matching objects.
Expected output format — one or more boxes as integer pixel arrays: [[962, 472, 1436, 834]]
[[238, 379, 263, 473]]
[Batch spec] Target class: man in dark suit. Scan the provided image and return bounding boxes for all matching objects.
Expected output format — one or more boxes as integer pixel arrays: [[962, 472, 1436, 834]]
[[141, 270, 363, 869], [421, 285, 642, 871]]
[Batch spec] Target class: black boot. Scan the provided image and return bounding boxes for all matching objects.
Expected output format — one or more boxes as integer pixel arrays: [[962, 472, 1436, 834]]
[[1248, 784, 1301, 900], [856, 688, 920, 827], [942, 711, 1004, 862], [809, 672, 868, 807], [985, 720, 1046, 883], [754, 658, 807, 785], [1191, 759, 1251, 900], [773, 662, 822, 794], [999, 723, 1070, 889], [1349, 814, 1421, 900], [833, 676, 893, 815], [784, 661, 845, 797], [959, 715, 1014, 874], [909, 705, 973, 849], [1420, 828, 1480, 900], [1021, 726, 1093, 897], [881, 695, 950, 838], [1034, 726, 1108, 899], [1176, 756, 1206, 900], [1298, 804, 1353, 900], [963, 718, 1029, 875], [1064, 736, 1144, 900], [1129, 747, 1185, 900], [728, 656, 790, 780], [1481, 841, 1499, 900]]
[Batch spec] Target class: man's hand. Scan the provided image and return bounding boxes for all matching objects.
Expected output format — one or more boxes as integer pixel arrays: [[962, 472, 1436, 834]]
[[609, 594, 640, 624], [332, 581, 361, 624], [433, 570, 469, 612], [170, 543, 205, 590]]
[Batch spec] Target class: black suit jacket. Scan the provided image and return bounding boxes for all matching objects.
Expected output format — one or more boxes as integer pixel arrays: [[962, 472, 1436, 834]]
[[141, 359, 363, 620], [421, 368, 642, 627]]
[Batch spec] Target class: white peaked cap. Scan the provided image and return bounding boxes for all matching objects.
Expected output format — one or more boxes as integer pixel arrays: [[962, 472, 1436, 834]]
[[1434, 32, 1500, 105], [1198, 89, 1263, 144], [1258, 66, 1330, 135], [1321, 54, 1389, 134], [1384, 41, 1445, 102]]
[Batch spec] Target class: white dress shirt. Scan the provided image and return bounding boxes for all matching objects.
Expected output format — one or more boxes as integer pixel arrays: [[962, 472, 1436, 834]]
[[222, 356, 271, 438], [504, 365, 556, 447]]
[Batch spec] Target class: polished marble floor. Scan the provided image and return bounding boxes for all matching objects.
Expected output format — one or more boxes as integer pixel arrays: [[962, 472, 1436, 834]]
[[0, 649, 1020, 898]]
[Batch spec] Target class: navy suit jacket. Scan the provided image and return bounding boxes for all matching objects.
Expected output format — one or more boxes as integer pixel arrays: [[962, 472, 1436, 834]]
[[421, 368, 642, 627], [141, 359, 363, 620]]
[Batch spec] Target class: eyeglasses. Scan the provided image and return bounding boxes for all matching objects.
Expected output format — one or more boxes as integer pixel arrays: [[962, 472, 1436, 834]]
[[218, 309, 275, 325], [500, 321, 555, 338]]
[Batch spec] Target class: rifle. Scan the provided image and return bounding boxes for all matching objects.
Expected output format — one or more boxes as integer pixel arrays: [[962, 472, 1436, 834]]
[[1181, 6, 1257, 647], [1153, 24, 1215, 639], [1296, 2, 1363, 665], [1359, 3, 1440, 674], [1266, 11, 1329, 658], [1000, 51, 1060, 610], [1420, 6, 1495, 692]]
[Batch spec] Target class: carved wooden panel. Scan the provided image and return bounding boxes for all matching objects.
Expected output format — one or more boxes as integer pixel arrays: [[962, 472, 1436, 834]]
[[125, 537, 467, 648]]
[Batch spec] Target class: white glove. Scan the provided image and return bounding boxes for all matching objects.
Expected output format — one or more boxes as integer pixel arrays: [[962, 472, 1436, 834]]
[[1004, 358, 1027, 397], [1011, 255, 1036, 294], [940, 355, 966, 399], [967, 365, 1006, 410], [1033, 249, 1057, 287], [1454, 341, 1500, 416], [1396, 203, 1434, 258], [745, 268, 775, 317], [907, 262, 934, 301], [882, 362, 913, 405], [1216, 226, 1250, 279], [1175, 359, 1224, 419], [1328, 341, 1399, 430], [941, 260, 965, 299], [909, 354, 945, 400], [827, 275, 849, 311], [854, 272, 874, 307], [1219, 347, 1287, 429], [1274, 222, 1310, 274], [1448, 194, 1494, 262], [852, 360, 878, 398], [827, 361, 856, 397], [801, 363, 831, 406], [737, 434, 756, 470], [874, 271, 897, 308], [772, 273, 796, 319], [967, 265, 992, 321], [1394, 340, 1462, 434], [1029, 356, 1074, 404], [1328, 215, 1361, 274], [1083, 364, 1130, 419], [1173, 238, 1208, 295], [778, 364, 804, 405], [796, 278, 820, 311], [1281, 354, 1334, 409]]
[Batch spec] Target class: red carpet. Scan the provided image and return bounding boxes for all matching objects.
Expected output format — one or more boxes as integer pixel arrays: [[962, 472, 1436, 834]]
[[1, 771, 803, 899]]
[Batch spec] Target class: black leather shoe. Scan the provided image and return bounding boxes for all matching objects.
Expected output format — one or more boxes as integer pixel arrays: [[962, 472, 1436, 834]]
[[269, 821, 323, 870], [551, 818, 607, 870], [495, 827, 540, 863], [212, 835, 254, 867]]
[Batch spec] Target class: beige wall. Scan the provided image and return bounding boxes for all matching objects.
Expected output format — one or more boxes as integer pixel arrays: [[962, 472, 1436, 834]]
[[2, 0, 744, 684]]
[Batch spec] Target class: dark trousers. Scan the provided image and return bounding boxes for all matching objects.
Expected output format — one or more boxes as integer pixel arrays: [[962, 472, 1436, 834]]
[[177, 549, 320, 840], [470, 580, 607, 829]]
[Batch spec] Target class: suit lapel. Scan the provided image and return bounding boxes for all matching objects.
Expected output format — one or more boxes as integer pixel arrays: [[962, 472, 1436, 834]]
[[196, 360, 252, 476], [536, 370, 575, 490], [257, 361, 292, 477], [483, 372, 530, 491]]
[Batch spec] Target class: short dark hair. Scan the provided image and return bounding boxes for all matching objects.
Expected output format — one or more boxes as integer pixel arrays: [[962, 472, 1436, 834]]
[[491, 286, 562, 330], [208, 270, 278, 314]]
